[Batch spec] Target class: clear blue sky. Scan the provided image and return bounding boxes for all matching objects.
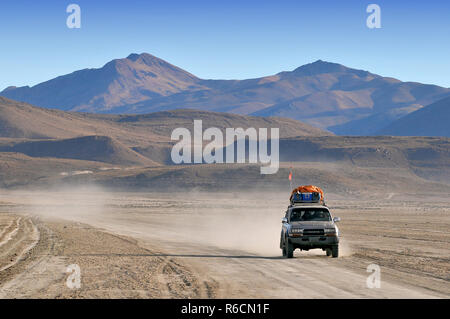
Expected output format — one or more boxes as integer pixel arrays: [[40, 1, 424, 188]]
[[1, 0, 449, 90]]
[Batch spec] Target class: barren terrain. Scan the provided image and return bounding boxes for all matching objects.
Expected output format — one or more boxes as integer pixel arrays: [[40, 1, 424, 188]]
[[0, 190, 448, 298]]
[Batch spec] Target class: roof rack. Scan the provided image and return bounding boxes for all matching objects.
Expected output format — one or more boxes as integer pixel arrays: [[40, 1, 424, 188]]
[[289, 202, 327, 208], [291, 201, 325, 205], [291, 192, 321, 203]]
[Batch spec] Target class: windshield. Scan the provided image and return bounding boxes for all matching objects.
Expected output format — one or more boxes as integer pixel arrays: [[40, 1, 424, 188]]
[[290, 208, 331, 222]]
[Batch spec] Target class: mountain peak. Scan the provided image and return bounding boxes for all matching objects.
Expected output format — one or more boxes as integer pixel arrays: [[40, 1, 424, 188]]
[[104, 53, 159, 68], [293, 60, 348, 75], [126, 53, 141, 61], [291, 60, 374, 79], [123, 52, 167, 66]]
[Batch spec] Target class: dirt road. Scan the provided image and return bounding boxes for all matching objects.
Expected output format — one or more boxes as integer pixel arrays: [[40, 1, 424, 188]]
[[0, 190, 448, 298]]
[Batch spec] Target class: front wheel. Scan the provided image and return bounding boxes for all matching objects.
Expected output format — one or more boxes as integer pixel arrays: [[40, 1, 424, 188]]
[[326, 248, 331, 256], [284, 238, 294, 258], [331, 245, 339, 258]]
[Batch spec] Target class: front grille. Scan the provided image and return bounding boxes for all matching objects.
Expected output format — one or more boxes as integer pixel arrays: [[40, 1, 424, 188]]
[[303, 229, 324, 236]]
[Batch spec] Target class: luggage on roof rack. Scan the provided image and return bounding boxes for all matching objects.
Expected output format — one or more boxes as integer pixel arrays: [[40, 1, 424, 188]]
[[289, 185, 325, 205]]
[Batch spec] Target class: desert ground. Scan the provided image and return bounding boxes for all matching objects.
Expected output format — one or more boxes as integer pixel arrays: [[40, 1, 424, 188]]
[[0, 188, 448, 299]]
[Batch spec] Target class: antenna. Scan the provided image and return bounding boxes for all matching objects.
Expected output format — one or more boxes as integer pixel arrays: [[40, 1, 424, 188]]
[[288, 167, 293, 191]]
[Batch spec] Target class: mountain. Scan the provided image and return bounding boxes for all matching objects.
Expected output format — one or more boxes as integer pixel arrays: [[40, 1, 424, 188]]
[[0, 53, 204, 112], [2, 54, 450, 134], [377, 96, 450, 137], [251, 67, 450, 133]]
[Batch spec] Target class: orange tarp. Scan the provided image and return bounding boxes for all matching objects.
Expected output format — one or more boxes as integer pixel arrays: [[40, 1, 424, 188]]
[[290, 185, 325, 204]]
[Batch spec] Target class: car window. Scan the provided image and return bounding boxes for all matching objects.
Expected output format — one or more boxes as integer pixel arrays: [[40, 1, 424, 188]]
[[290, 208, 331, 221]]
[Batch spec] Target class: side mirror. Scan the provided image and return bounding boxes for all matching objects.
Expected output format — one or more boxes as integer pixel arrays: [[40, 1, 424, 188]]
[[333, 217, 341, 223], [282, 217, 288, 224]]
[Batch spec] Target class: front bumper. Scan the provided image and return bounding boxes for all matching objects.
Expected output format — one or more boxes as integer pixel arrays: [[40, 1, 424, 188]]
[[289, 235, 339, 247]]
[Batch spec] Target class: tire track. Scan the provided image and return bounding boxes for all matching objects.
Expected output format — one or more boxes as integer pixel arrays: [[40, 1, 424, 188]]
[[0, 218, 65, 298], [0, 217, 21, 248]]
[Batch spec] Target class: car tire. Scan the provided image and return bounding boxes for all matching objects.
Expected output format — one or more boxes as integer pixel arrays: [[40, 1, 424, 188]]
[[326, 248, 331, 256], [331, 245, 339, 258], [285, 238, 294, 258], [281, 234, 286, 257]]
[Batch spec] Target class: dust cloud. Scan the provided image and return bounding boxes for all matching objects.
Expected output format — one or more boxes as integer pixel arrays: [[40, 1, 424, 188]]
[[0, 186, 294, 255], [0, 187, 350, 257], [0, 185, 112, 222]]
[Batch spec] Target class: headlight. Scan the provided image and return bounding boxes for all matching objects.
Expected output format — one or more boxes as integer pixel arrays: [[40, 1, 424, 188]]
[[290, 228, 303, 236], [324, 228, 337, 236]]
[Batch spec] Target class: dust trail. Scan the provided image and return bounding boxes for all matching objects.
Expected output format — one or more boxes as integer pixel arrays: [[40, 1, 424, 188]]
[[0, 188, 351, 258]]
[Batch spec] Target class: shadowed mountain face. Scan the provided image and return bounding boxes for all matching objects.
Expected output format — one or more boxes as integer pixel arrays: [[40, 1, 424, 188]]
[[0, 135, 156, 166], [377, 96, 450, 137], [2, 54, 450, 135]]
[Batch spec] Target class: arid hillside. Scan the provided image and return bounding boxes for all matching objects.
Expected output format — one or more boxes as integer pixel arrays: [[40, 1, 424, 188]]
[[0, 96, 329, 165], [0, 97, 449, 193]]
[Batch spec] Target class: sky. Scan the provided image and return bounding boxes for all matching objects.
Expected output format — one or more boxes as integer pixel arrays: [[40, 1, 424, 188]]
[[0, 0, 449, 90]]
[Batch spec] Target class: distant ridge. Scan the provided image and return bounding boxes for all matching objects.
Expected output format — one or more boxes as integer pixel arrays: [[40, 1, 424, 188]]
[[0, 96, 330, 165], [0, 135, 156, 166], [377, 96, 450, 137]]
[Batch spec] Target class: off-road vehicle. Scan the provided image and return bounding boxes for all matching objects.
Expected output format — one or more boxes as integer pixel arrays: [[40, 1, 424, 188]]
[[280, 202, 341, 258]]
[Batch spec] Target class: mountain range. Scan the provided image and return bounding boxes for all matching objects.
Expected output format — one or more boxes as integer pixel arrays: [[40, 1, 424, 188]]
[[2, 53, 450, 136]]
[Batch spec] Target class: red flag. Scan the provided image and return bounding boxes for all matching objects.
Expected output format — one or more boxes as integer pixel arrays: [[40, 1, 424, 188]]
[[288, 171, 292, 181]]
